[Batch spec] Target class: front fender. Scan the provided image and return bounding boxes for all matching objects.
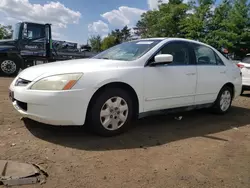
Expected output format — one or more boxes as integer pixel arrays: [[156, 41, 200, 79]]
[[94, 78, 122, 89]]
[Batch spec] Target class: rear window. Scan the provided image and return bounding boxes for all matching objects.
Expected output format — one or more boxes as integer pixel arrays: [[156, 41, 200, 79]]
[[242, 56, 250, 64]]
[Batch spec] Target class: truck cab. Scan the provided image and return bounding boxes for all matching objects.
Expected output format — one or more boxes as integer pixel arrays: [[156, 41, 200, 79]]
[[0, 22, 95, 76], [0, 22, 52, 76]]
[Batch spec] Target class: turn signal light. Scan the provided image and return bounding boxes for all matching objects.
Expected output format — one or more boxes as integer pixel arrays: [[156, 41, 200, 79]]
[[63, 80, 77, 90]]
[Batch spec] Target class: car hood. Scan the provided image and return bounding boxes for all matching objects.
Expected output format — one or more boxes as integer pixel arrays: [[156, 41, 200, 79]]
[[18, 58, 127, 81]]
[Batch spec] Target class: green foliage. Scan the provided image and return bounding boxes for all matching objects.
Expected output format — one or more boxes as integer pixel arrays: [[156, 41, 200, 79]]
[[90, 25, 132, 52], [228, 0, 250, 57], [101, 35, 117, 51], [121, 26, 131, 41], [0, 25, 12, 39], [135, 0, 190, 38], [134, 0, 250, 58], [110, 26, 131, 43], [181, 0, 214, 41], [89, 0, 250, 57], [205, 0, 235, 49], [89, 35, 102, 52]]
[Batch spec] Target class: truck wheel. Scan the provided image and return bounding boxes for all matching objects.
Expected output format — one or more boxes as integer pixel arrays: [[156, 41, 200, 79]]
[[87, 88, 134, 137], [0, 57, 20, 77], [212, 86, 233, 114]]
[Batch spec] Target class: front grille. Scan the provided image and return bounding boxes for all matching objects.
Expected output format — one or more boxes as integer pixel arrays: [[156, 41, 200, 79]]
[[16, 100, 27, 111], [15, 78, 31, 86]]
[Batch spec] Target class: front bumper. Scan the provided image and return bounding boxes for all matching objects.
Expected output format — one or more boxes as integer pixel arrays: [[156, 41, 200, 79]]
[[9, 84, 93, 126]]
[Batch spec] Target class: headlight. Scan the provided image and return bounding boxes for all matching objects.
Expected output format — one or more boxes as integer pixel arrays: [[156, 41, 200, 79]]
[[30, 73, 83, 90]]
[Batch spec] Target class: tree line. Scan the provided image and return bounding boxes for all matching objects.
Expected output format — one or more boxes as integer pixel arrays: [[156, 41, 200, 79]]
[[88, 25, 133, 52], [1, 0, 249, 59], [0, 25, 12, 39], [89, 0, 250, 59]]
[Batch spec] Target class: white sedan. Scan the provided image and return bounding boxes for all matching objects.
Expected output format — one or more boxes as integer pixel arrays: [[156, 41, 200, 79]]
[[237, 54, 250, 94], [9, 38, 242, 136]]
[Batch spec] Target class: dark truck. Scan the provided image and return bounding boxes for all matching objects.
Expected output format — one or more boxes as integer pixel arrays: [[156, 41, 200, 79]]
[[0, 22, 96, 76]]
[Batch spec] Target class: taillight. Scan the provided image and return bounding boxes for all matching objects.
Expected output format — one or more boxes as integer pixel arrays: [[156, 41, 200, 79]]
[[237, 64, 245, 69]]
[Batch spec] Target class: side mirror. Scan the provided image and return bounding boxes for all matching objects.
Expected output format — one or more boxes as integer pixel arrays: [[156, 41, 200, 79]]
[[153, 54, 173, 65]]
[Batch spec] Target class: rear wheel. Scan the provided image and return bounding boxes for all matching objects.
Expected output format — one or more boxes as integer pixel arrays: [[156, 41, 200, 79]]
[[87, 88, 134, 137], [0, 57, 20, 77], [212, 86, 233, 114]]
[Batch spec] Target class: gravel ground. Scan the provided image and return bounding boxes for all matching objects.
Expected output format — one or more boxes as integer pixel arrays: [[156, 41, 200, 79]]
[[0, 77, 250, 188]]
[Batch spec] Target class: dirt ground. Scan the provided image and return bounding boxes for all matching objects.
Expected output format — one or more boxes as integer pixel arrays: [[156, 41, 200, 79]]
[[0, 77, 250, 188]]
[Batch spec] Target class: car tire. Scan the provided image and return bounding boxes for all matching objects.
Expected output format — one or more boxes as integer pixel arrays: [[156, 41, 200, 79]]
[[0, 57, 20, 77], [212, 86, 233, 114], [87, 88, 134, 137]]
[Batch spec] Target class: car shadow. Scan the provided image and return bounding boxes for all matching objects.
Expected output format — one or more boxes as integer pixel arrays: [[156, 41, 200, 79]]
[[241, 90, 250, 97], [23, 106, 250, 151], [241, 93, 250, 97]]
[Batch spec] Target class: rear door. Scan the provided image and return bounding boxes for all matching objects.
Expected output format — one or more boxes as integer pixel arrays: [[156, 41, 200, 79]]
[[192, 43, 229, 104]]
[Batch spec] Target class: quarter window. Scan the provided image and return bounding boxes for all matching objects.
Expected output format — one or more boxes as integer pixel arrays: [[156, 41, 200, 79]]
[[193, 44, 217, 65], [215, 53, 225, 65], [157, 42, 190, 65]]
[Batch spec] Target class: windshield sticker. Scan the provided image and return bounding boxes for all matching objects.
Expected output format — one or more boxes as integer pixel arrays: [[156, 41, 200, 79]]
[[136, 41, 154, 45]]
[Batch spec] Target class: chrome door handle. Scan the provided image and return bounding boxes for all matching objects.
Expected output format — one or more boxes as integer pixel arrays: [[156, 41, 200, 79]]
[[186, 73, 196, 76], [220, 71, 226, 74]]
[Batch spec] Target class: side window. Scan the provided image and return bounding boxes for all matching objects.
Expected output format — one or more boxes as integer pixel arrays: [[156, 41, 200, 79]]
[[215, 53, 225, 65], [193, 44, 217, 65], [26, 24, 45, 39], [157, 42, 190, 65]]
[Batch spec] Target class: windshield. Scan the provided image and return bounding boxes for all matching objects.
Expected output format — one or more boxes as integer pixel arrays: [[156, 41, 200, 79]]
[[93, 40, 162, 61], [13, 23, 21, 40]]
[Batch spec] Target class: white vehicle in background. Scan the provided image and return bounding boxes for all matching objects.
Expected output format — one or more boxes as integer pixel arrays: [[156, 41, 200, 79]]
[[237, 54, 250, 94], [9, 38, 242, 137]]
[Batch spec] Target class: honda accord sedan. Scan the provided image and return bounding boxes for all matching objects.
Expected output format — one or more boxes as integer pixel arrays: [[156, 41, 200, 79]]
[[9, 38, 242, 136]]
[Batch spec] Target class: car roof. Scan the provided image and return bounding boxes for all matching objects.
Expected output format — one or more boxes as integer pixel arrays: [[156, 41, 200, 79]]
[[136, 38, 166, 41], [136, 37, 212, 47]]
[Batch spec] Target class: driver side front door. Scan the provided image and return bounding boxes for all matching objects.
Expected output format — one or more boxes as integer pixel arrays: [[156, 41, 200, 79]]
[[143, 41, 197, 112]]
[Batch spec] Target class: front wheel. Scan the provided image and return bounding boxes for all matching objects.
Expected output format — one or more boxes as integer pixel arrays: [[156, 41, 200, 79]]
[[0, 57, 20, 77], [87, 88, 134, 137], [212, 86, 233, 114]]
